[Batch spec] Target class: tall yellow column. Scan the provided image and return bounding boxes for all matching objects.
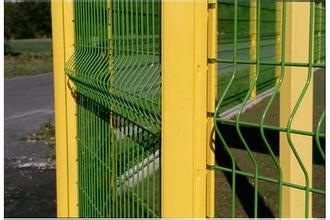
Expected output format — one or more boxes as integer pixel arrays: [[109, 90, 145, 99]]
[[280, 2, 313, 217], [161, 0, 208, 217], [317, 2, 323, 64], [275, 2, 282, 82], [206, 0, 217, 217], [51, 1, 78, 217], [249, 1, 257, 100]]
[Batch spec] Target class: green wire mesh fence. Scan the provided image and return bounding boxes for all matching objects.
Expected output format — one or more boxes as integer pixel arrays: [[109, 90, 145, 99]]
[[314, 2, 326, 63], [60, 0, 325, 217], [65, 0, 161, 217], [217, 0, 279, 110], [212, 0, 325, 218]]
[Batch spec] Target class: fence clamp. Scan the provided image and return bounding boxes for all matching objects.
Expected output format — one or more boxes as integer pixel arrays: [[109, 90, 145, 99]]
[[207, 58, 216, 64], [67, 79, 77, 101], [207, 112, 215, 118], [208, 2, 216, 10]]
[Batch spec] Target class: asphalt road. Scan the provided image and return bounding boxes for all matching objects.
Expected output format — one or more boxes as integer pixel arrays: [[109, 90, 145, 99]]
[[4, 73, 56, 217]]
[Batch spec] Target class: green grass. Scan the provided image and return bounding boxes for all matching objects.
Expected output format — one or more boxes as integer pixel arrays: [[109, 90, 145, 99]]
[[132, 169, 160, 217], [113, 132, 161, 217], [4, 38, 53, 79]]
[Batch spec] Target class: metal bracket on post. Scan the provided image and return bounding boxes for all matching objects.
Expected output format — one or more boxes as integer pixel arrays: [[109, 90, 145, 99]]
[[207, 58, 216, 64], [208, 3, 216, 10]]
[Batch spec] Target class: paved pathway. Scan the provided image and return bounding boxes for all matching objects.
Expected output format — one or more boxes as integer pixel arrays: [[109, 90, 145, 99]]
[[4, 73, 56, 217]]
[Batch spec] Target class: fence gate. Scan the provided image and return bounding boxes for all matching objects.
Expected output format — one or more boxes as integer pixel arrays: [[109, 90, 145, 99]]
[[52, 0, 325, 218]]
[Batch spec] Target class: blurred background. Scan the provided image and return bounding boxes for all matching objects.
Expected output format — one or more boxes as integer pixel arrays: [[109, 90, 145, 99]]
[[5, 1, 52, 78], [4, 0, 56, 217]]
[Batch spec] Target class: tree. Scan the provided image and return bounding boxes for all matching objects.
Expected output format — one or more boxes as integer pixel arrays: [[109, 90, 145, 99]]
[[4, 1, 51, 39]]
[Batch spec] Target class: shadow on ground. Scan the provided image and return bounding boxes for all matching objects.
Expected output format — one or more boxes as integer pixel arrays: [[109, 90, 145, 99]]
[[214, 124, 325, 218], [214, 70, 325, 217], [4, 161, 56, 217]]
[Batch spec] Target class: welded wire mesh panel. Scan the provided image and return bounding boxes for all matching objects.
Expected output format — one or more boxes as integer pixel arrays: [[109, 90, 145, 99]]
[[66, 0, 161, 130], [211, 0, 325, 217], [65, 0, 161, 217], [217, 0, 279, 111], [314, 2, 325, 63]]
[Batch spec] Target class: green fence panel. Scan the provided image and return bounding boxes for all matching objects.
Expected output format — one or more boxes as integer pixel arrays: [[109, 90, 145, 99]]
[[217, 0, 279, 111], [212, 0, 325, 218], [314, 2, 325, 63], [60, 0, 325, 217], [65, 0, 161, 217]]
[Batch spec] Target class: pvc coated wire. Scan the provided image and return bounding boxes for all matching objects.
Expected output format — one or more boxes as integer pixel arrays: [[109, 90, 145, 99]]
[[212, 0, 325, 218], [65, 1, 161, 217]]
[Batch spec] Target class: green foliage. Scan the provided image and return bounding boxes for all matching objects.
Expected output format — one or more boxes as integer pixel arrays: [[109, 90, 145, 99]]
[[4, 40, 20, 56], [4, 1, 51, 39]]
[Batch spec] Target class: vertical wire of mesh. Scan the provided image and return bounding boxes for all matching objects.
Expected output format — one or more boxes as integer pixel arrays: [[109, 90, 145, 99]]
[[65, 0, 161, 217], [211, 0, 325, 217]]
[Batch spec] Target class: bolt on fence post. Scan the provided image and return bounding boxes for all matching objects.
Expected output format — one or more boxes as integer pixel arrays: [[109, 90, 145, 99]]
[[279, 2, 313, 217], [51, 0, 78, 217], [161, 0, 208, 217]]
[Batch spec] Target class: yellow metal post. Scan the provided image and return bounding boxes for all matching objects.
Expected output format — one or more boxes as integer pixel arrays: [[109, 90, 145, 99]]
[[51, 0, 78, 217], [275, 1, 282, 82], [317, 2, 322, 64], [280, 2, 313, 217], [161, 0, 208, 217], [206, 0, 217, 217], [249, 1, 257, 100]]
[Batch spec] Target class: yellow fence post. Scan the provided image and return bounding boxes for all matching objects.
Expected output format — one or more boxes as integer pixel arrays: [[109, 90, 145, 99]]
[[275, 1, 282, 82], [249, 1, 257, 100], [279, 2, 313, 217], [161, 0, 208, 217], [51, 0, 78, 217], [317, 2, 322, 64], [206, 0, 217, 217]]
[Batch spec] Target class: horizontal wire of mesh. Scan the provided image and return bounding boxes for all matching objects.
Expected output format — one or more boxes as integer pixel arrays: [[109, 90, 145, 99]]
[[77, 93, 160, 217], [66, 0, 161, 130], [212, 0, 325, 218], [65, 1, 161, 217], [216, 0, 325, 112]]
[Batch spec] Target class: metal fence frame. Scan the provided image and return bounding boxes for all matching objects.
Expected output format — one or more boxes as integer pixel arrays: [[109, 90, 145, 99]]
[[212, 1, 325, 218], [52, 0, 325, 218]]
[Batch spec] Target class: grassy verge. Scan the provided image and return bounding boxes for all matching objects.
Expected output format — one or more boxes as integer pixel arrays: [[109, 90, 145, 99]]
[[4, 38, 52, 79]]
